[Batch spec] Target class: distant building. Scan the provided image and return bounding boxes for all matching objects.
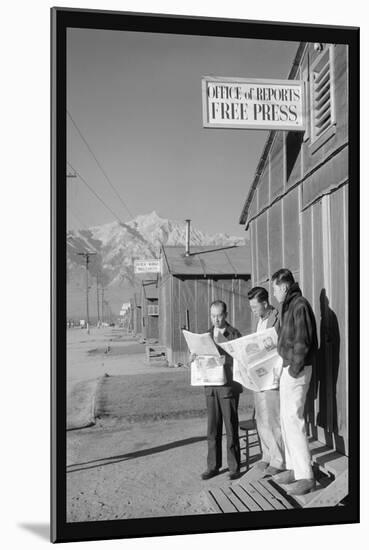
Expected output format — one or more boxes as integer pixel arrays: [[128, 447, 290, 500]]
[[119, 302, 130, 317], [158, 245, 252, 366], [140, 280, 159, 341], [118, 302, 131, 329], [129, 281, 159, 340], [129, 292, 142, 336], [239, 42, 349, 454]]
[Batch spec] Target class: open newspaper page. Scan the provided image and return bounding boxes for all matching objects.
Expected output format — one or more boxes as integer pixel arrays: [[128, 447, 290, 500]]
[[233, 359, 259, 391], [182, 330, 220, 356], [218, 327, 283, 391], [182, 330, 225, 386]]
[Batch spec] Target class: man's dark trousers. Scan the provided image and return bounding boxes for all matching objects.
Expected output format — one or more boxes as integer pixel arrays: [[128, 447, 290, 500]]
[[206, 386, 240, 473], [205, 322, 242, 474]]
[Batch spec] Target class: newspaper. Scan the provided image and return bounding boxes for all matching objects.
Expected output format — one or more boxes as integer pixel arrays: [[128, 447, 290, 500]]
[[218, 327, 283, 391], [182, 330, 220, 356], [182, 330, 225, 386], [190, 355, 226, 386], [233, 359, 259, 391]]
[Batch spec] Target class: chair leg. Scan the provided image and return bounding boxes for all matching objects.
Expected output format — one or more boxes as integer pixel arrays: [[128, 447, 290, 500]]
[[255, 429, 261, 458], [245, 430, 250, 471]]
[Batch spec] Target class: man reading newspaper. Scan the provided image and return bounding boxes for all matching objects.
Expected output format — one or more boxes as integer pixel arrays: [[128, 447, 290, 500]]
[[190, 300, 243, 481], [248, 287, 285, 476]]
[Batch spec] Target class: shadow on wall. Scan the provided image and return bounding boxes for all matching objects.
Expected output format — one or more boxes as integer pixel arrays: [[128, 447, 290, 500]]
[[307, 288, 345, 453], [286, 131, 303, 182]]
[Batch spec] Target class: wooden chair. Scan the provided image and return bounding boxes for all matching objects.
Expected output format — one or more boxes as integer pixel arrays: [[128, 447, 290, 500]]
[[239, 409, 261, 471]]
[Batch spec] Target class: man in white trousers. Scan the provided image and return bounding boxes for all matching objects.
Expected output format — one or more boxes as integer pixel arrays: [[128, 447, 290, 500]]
[[271, 268, 318, 496]]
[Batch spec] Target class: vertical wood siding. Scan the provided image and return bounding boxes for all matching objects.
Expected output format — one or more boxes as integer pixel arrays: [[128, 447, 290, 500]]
[[302, 147, 348, 209], [311, 201, 325, 427], [250, 222, 257, 285], [270, 134, 285, 200], [328, 187, 348, 451], [158, 276, 171, 347], [301, 209, 313, 301], [235, 279, 253, 334], [268, 202, 283, 276], [256, 213, 268, 282], [283, 187, 300, 275], [196, 279, 210, 333], [244, 43, 349, 453]]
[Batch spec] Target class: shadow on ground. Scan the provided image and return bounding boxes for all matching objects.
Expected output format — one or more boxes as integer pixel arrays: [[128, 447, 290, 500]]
[[67, 435, 207, 473]]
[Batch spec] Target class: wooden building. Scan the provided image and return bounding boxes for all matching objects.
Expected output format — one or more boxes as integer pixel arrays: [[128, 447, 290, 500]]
[[158, 245, 252, 366], [140, 279, 159, 341], [239, 42, 349, 456], [129, 292, 142, 337]]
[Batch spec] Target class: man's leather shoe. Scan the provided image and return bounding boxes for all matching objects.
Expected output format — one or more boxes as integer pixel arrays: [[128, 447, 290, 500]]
[[264, 466, 285, 476], [272, 469, 295, 484], [286, 479, 315, 495], [201, 469, 219, 480], [229, 471, 242, 480]]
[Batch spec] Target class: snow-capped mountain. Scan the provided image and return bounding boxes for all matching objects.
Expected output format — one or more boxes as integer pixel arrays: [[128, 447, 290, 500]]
[[67, 211, 246, 319]]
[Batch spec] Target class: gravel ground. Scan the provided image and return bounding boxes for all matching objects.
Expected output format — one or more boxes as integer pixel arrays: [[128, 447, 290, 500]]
[[66, 328, 257, 522], [67, 415, 259, 522]]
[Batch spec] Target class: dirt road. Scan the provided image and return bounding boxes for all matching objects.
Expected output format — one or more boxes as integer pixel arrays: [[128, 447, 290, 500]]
[[66, 328, 256, 522], [67, 327, 170, 388]]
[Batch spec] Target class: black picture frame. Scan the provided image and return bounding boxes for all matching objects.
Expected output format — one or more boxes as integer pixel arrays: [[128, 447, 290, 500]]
[[51, 7, 360, 543]]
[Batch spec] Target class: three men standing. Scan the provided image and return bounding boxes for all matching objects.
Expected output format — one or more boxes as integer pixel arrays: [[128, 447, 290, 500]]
[[196, 270, 317, 496]]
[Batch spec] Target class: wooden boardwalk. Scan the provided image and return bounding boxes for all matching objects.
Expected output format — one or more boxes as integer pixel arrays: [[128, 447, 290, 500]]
[[204, 438, 348, 512]]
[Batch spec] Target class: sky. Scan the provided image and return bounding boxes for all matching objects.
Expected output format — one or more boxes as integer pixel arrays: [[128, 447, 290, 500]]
[[67, 29, 299, 238]]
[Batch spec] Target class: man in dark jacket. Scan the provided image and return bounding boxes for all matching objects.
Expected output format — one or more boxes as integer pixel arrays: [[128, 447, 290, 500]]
[[271, 269, 318, 495], [197, 300, 242, 481]]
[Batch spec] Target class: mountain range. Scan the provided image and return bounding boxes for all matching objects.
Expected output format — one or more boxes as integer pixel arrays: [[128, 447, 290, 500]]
[[67, 211, 246, 320]]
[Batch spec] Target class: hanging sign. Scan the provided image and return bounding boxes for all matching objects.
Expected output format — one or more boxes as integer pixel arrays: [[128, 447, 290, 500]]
[[134, 259, 161, 274], [202, 76, 305, 131]]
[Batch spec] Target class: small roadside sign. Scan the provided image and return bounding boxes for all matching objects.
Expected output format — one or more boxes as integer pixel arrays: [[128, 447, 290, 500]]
[[134, 259, 161, 274]]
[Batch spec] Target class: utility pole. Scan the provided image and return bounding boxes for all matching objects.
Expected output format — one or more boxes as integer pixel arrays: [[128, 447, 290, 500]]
[[77, 251, 96, 334], [96, 273, 100, 327], [101, 286, 105, 324]]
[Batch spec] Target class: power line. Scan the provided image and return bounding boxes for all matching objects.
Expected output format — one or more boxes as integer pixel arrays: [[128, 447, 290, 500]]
[[67, 161, 157, 261], [67, 161, 125, 224], [67, 110, 134, 219]]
